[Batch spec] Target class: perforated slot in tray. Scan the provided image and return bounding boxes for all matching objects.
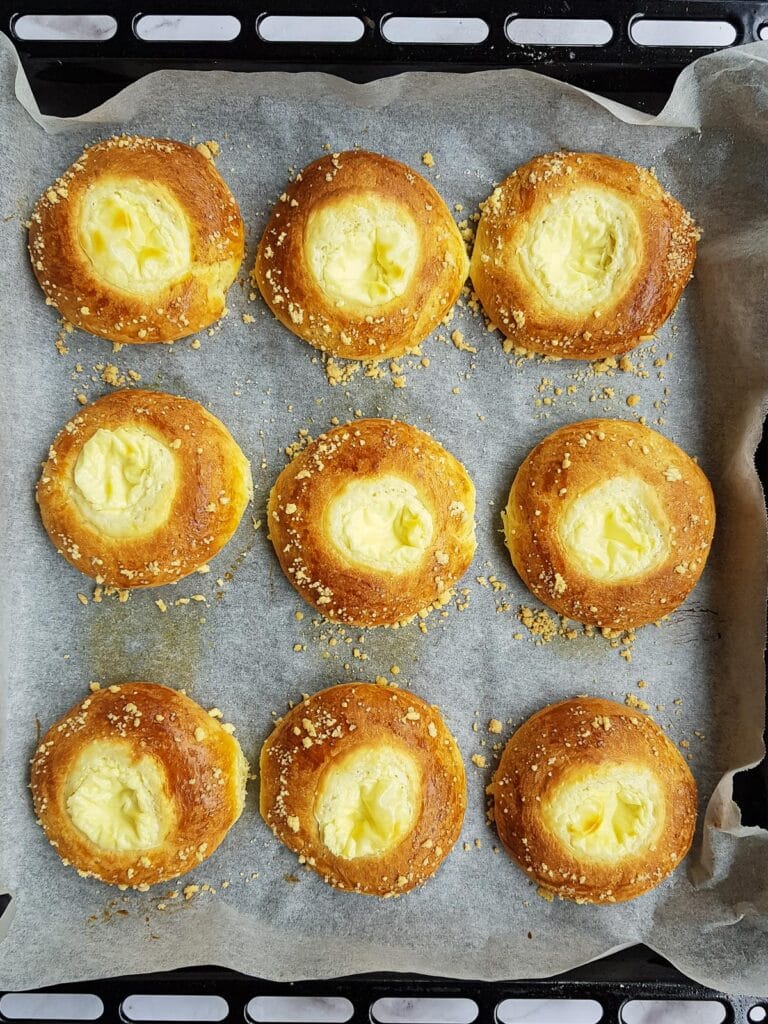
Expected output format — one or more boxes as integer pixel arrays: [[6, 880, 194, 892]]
[[0, 960, 766, 1024], [3, 0, 768, 117]]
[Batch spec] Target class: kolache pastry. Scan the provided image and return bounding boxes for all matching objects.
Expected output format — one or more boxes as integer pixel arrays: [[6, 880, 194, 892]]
[[260, 682, 466, 895], [37, 389, 252, 587], [492, 697, 697, 903], [253, 150, 469, 360], [268, 418, 476, 626], [503, 418, 715, 630], [29, 135, 244, 344], [30, 682, 248, 889], [470, 151, 699, 360]]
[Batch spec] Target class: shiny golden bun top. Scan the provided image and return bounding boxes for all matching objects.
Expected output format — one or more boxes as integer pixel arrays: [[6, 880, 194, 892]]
[[30, 682, 248, 889], [268, 418, 476, 626], [29, 135, 244, 344], [37, 389, 252, 587], [493, 697, 697, 903], [470, 151, 699, 359], [253, 150, 469, 360], [503, 418, 715, 629], [260, 682, 466, 895]]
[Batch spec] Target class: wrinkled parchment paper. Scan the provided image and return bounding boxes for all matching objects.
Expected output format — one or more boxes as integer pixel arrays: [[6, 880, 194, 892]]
[[1, 34, 767, 996]]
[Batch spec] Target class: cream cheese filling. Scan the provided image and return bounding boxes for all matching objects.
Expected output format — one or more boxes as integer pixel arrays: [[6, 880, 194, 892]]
[[79, 179, 191, 294], [325, 474, 433, 573], [314, 744, 421, 859], [305, 195, 419, 307], [65, 740, 171, 852], [558, 476, 669, 582], [518, 187, 640, 314], [70, 425, 177, 539], [543, 763, 662, 860]]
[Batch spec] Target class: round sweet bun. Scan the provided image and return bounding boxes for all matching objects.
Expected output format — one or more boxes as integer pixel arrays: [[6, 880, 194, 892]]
[[28, 135, 244, 344], [470, 151, 699, 360], [503, 418, 714, 630], [253, 150, 469, 360], [30, 682, 248, 889], [268, 418, 476, 626], [260, 682, 466, 896], [492, 697, 697, 903], [37, 389, 253, 588]]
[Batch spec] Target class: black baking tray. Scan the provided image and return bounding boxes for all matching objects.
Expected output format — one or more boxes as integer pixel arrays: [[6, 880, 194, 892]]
[[1, 3, 767, 1022]]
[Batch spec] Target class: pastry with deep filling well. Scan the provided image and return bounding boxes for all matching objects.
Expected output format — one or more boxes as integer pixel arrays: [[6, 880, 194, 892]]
[[30, 682, 248, 889], [268, 418, 476, 626], [37, 389, 252, 587], [470, 151, 699, 359], [260, 682, 466, 895], [502, 418, 715, 629], [253, 150, 469, 360], [492, 696, 697, 903], [29, 135, 244, 344]]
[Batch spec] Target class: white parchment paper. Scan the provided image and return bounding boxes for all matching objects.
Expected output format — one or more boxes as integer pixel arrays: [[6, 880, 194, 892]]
[[1, 35, 767, 996]]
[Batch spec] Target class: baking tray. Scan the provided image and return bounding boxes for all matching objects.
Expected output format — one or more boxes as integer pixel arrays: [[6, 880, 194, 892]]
[[1, 3, 767, 1022]]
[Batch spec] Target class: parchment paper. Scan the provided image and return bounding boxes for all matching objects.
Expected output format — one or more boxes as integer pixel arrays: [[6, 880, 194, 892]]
[[1, 34, 767, 996]]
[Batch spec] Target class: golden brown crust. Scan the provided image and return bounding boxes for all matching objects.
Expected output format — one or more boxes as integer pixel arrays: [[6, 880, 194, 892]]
[[30, 682, 248, 889], [36, 389, 252, 587], [470, 152, 699, 359], [503, 418, 715, 629], [492, 697, 697, 903], [28, 135, 244, 344], [260, 682, 466, 895], [267, 418, 476, 626], [253, 150, 469, 360]]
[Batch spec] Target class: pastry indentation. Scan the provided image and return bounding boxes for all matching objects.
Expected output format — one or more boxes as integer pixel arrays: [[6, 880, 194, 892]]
[[70, 425, 177, 539], [325, 474, 434, 573], [65, 740, 171, 852], [543, 763, 662, 860], [306, 196, 419, 308], [314, 743, 420, 859], [518, 187, 639, 314], [558, 476, 668, 582], [79, 180, 191, 293]]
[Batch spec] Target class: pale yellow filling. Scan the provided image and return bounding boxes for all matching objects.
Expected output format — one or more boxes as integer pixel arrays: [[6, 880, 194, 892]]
[[64, 740, 171, 852], [71, 426, 176, 540], [558, 476, 669, 582], [79, 179, 191, 293], [305, 195, 419, 307], [314, 744, 420, 860], [518, 187, 640, 314], [325, 474, 433, 573], [543, 764, 662, 860]]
